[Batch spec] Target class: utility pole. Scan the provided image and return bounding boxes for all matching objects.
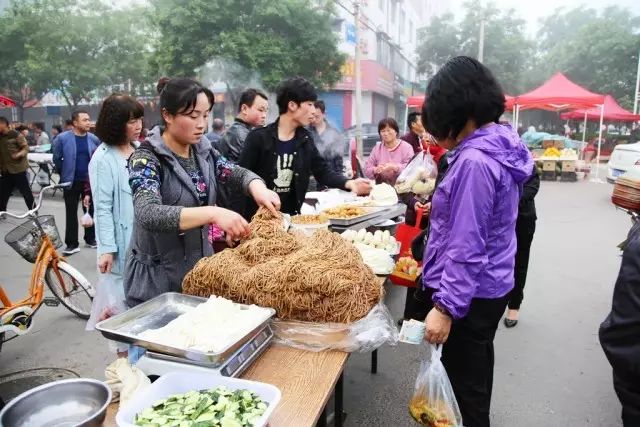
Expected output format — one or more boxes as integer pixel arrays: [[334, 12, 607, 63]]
[[354, 0, 364, 160], [634, 48, 640, 115], [478, 6, 485, 63]]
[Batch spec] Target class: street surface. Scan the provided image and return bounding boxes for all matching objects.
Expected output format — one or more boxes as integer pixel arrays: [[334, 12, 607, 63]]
[[0, 170, 629, 426]]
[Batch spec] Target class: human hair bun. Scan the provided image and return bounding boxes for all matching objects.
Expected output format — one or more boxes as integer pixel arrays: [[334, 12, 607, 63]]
[[156, 77, 171, 94]]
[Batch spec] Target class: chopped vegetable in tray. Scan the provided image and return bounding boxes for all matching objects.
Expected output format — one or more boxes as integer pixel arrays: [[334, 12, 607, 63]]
[[134, 386, 268, 427]]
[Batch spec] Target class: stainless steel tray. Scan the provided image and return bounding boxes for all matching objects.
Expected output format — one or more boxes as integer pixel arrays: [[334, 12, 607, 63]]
[[95, 293, 276, 367], [329, 203, 407, 232], [326, 206, 388, 226]]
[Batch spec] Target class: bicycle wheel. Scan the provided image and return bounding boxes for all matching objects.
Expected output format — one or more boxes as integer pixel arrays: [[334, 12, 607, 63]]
[[45, 261, 94, 319]]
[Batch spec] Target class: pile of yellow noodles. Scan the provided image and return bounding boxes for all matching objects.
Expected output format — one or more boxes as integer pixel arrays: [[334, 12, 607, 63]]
[[182, 209, 382, 322]]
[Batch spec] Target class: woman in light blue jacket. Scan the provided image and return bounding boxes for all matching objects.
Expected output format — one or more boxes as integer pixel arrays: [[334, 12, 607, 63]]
[[87, 94, 143, 351]]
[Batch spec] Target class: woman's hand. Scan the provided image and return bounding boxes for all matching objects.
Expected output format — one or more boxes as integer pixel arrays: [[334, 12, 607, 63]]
[[346, 178, 373, 195], [424, 307, 452, 344], [83, 195, 91, 208], [414, 201, 431, 215], [248, 180, 281, 216], [98, 253, 114, 274], [210, 206, 250, 241]]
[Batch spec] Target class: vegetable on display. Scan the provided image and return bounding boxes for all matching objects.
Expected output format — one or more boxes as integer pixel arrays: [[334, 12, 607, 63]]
[[134, 386, 268, 427]]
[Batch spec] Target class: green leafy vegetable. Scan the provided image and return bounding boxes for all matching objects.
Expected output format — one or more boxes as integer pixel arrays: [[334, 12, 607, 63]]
[[134, 386, 268, 427]]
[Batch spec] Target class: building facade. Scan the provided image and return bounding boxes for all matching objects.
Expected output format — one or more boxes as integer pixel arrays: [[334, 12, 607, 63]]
[[321, 0, 446, 131]]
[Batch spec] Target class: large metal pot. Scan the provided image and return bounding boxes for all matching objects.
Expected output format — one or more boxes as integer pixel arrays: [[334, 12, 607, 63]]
[[0, 378, 112, 427]]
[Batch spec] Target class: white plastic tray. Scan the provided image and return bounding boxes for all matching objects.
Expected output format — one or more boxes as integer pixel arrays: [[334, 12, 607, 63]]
[[116, 372, 281, 427]]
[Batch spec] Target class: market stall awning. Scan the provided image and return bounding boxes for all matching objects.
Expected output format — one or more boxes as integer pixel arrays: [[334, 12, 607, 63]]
[[406, 94, 515, 110], [560, 95, 640, 122], [0, 95, 16, 107], [515, 73, 605, 111]]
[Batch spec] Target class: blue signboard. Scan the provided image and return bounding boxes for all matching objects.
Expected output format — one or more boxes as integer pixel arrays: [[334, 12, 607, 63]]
[[345, 23, 356, 44]]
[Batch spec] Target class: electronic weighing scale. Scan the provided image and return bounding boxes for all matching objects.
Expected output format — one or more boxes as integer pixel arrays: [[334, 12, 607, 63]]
[[135, 325, 273, 378]]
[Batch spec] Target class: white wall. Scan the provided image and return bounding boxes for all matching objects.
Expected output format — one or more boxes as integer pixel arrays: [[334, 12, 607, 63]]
[[350, 92, 374, 125]]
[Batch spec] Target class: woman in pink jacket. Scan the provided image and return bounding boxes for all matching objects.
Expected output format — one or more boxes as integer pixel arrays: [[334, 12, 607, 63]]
[[364, 117, 414, 185]]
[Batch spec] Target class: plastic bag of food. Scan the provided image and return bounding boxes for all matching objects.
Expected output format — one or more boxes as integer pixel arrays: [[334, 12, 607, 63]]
[[86, 272, 127, 331], [409, 343, 463, 427], [272, 302, 399, 352], [80, 211, 94, 228], [395, 152, 437, 195]]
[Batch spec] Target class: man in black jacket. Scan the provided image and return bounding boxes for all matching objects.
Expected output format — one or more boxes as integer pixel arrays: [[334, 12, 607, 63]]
[[239, 77, 371, 219], [600, 219, 640, 426], [504, 167, 540, 327], [219, 88, 269, 163]]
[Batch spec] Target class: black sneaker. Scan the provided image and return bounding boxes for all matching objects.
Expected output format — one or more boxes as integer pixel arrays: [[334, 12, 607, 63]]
[[62, 246, 80, 255], [85, 241, 98, 249]]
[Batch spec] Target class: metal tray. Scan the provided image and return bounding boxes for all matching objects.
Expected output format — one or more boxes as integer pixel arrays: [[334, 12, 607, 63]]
[[325, 206, 388, 226], [95, 293, 276, 367]]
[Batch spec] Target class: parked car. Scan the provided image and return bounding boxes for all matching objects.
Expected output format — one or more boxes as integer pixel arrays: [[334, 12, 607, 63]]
[[607, 142, 640, 183], [344, 123, 381, 157]]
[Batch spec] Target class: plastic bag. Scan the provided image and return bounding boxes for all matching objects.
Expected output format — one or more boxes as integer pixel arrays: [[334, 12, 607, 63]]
[[86, 272, 127, 331], [80, 212, 94, 228], [409, 344, 463, 427], [272, 302, 399, 352], [395, 152, 437, 195], [104, 358, 150, 405], [36, 169, 50, 186]]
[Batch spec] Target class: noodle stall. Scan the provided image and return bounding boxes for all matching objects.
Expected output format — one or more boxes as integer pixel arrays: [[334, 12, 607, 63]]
[[100, 199, 400, 426]]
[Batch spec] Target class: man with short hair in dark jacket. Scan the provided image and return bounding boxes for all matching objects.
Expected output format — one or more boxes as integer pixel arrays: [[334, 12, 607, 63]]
[[239, 77, 371, 219], [219, 88, 269, 163], [400, 111, 425, 154]]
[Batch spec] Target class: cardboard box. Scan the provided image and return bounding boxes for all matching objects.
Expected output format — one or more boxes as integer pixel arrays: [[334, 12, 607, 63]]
[[562, 160, 576, 172], [542, 140, 555, 149], [543, 160, 557, 171]]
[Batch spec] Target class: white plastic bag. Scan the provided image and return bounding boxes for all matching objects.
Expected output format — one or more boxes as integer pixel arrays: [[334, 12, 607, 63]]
[[395, 151, 438, 195], [80, 212, 94, 228], [409, 343, 463, 427], [272, 302, 399, 352], [104, 358, 151, 405], [36, 169, 50, 186], [86, 272, 127, 331]]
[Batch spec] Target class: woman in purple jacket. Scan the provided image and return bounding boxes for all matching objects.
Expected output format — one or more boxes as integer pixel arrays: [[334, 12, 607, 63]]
[[417, 56, 533, 426]]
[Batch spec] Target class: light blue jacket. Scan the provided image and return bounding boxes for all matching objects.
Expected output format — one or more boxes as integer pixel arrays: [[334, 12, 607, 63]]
[[53, 130, 100, 183], [88, 142, 136, 275]]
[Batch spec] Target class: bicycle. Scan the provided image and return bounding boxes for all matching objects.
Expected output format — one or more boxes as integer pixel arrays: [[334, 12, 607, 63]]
[[0, 183, 95, 353]]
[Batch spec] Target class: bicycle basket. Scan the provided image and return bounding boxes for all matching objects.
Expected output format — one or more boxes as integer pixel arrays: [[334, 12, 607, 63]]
[[4, 215, 63, 263]]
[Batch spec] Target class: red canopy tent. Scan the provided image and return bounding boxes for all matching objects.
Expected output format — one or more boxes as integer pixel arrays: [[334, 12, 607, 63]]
[[512, 73, 607, 180], [0, 95, 16, 107], [560, 95, 640, 122], [514, 73, 604, 111]]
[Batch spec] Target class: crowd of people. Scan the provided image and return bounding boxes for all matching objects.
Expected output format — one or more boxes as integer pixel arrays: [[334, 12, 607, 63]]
[[1, 55, 638, 426]]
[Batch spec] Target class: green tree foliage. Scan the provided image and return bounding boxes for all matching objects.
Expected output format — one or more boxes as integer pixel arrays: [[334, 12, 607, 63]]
[[0, 0, 151, 108], [149, 0, 346, 92], [534, 6, 640, 108], [416, 1, 533, 94]]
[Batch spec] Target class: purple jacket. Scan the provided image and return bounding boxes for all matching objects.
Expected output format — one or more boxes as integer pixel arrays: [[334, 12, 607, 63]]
[[421, 124, 534, 319]]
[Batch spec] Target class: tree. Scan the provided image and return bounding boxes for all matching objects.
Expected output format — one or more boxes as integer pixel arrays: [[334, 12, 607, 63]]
[[0, 0, 152, 108], [149, 0, 346, 92], [416, 1, 532, 94], [416, 13, 460, 79], [533, 6, 640, 109], [0, 1, 50, 120]]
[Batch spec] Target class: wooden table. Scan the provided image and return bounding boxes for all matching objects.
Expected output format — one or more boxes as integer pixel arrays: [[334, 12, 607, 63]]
[[102, 345, 348, 427]]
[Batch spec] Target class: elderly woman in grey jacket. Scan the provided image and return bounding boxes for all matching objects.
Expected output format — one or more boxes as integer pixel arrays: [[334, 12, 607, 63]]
[[124, 78, 280, 307]]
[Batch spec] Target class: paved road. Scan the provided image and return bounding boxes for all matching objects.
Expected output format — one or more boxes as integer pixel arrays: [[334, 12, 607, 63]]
[[0, 173, 629, 426]]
